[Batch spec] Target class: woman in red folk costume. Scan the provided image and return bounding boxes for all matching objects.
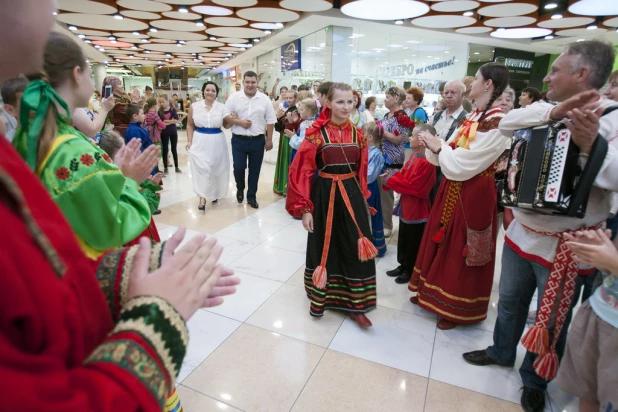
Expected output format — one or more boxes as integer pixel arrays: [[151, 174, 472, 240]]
[[287, 83, 377, 328], [410, 63, 511, 330], [0, 3, 239, 410]]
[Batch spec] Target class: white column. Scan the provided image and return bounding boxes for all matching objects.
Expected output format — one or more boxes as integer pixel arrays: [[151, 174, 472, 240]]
[[330, 26, 354, 85], [92, 63, 106, 92]]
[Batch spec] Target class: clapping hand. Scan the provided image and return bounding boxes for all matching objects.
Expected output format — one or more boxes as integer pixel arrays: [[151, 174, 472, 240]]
[[564, 229, 618, 272], [564, 106, 605, 155], [284, 129, 295, 137], [117, 138, 160, 184], [418, 131, 441, 153]]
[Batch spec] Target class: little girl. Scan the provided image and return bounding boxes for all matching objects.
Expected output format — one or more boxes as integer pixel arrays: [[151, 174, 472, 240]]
[[288, 98, 318, 163], [363, 121, 387, 257], [144, 97, 166, 172]]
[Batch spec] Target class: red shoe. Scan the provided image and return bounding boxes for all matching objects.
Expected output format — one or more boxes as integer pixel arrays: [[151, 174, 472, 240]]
[[349, 313, 372, 328], [409, 296, 419, 305], [437, 319, 457, 330]]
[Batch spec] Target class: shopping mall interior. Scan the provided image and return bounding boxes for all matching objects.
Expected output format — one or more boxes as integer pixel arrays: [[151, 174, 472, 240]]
[[31, 0, 618, 411]]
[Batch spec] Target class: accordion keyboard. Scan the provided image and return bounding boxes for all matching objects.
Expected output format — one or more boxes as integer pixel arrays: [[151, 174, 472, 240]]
[[544, 129, 571, 202]]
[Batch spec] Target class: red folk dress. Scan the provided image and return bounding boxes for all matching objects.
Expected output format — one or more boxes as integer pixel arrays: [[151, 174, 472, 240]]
[[409, 107, 509, 324], [0, 137, 187, 411], [286, 115, 377, 317]]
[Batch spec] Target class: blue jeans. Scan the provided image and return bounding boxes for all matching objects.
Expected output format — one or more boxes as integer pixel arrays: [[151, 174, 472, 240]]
[[486, 242, 584, 391], [231, 134, 265, 201]]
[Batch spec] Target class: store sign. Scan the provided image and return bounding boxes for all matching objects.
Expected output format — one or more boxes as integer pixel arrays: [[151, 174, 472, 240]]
[[287, 70, 324, 78], [416, 57, 457, 75], [281, 39, 301, 72], [493, 48, 534, 79]]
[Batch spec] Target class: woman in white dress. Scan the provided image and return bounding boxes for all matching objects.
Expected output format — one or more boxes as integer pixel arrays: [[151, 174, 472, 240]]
[[186, 81, 232, 210]]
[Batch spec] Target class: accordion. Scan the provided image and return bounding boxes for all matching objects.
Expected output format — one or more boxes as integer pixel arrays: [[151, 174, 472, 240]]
[[500, 115, 610, 218]]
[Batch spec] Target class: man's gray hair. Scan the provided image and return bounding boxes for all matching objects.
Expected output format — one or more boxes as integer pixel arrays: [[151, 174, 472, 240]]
[[445, 79, 466, 94], [564, 40, 615, 90]]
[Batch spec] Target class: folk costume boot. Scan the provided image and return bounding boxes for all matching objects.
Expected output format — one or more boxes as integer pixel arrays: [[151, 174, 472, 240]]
[[386, 265, 404, 277], [395, 270, 412, 284], [349, 313, 372, 328], [437, 318, 457, 330]]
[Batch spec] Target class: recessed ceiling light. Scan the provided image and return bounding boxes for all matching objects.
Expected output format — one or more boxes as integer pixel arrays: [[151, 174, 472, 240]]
[[131, 45, 138, 49], [275, 22, 284, 28], [389, 44, 403, 48], [463, 10, 474, 16], [68, 25, 77, 31], [178, 6, 188, 13], [78, 34, 86, 39], [568, 0, 618, 16], [491, 27, 552, 38], [209, 36, 217, 40], [84, 39, 91, 43], [53, 11, 57, 16], [395, 19, 404, 25], [497, 27, 506, 31], [264, 30, 272, 34], [166, 53, 171, 57], [108, 36, 116, 40], [544, 2, 558, 9], [142, 38, 148, 42], [149, 26, 158, 32], [444, 51, 449, 54], [113, 14, 123, 20], [94, 44, 100, 48], [195, 20, 204, 27], [342, 0, 429, 20], [577, 38, 585, 42], [132, 31, 140, 36], [545, 34, 554, 39], [587, 23, 598, 30], [474, 52, 480, 54], [551, 13, 563, 19], [99, 47, 105, 51], [145, 50, 151, 53]]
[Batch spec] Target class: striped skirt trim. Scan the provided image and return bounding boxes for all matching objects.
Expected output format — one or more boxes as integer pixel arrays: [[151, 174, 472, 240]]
[[303, 270, 377, 317]]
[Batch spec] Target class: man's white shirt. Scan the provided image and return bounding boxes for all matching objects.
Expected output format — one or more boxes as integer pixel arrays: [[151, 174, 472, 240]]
[[225, 91, 276, 136], [430, 105, 465, 140]]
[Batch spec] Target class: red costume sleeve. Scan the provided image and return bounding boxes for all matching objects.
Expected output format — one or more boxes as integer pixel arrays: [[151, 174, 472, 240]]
[[356, 128, 371, 199], [384, 158, 436, 198], [286, 136, 319, 217]]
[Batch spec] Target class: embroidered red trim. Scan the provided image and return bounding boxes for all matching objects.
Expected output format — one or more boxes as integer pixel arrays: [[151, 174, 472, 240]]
[[55, 167, 70, 180], [80, 153, 95, 166]]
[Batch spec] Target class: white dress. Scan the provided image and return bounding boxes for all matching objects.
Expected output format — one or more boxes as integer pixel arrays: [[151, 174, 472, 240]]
[[189, 100, 230, 201]]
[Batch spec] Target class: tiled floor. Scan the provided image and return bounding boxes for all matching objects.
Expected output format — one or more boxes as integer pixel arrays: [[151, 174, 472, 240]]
[[155, 131, 578, 412]]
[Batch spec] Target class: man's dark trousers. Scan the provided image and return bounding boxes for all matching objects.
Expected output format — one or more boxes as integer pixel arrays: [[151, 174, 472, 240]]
[[231, 134, 265, 201]]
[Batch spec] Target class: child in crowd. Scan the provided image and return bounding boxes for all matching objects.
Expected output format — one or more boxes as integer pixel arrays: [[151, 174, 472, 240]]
[[144, 97, 166, 172], [124, 103, 152, 151], [157, 94, 181, 174], [363, 122, 387, 257], [561, 228, 618, 412], [99, 130, 163, 216], [289, 98, 318, 163], [0, 76, 28, 141], [383, 123, 437, 284]]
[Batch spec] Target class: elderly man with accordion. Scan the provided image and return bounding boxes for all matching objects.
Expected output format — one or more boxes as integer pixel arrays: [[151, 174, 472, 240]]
[[462, 39, 618, 412]]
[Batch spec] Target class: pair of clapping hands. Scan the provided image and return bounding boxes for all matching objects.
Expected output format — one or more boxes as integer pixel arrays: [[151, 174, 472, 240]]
[[113, 138, 160, 184], [565, 228, 618, 274], [128, 227, 240, 321]]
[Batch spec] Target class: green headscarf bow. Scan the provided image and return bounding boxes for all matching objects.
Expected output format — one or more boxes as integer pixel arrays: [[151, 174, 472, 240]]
[[13, 79, 72, 170]]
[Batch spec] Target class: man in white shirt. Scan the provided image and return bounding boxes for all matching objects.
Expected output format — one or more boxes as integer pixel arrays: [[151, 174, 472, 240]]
[[430, 79, 468, 141], [225, 71, 276, 209], [428, 79, 468, 203], [463, 40, 618, 412]]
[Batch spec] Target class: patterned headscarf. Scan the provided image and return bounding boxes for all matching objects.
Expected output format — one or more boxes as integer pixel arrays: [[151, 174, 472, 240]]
[[13, 80, 71, 170]]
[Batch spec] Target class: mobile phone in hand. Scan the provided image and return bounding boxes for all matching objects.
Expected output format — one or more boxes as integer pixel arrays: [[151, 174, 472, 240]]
[[104, 85, 112, 99]]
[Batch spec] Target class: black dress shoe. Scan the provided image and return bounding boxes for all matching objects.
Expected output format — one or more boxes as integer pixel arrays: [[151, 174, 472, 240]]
[[395, 272, 412, 284], [462, 350, 514, 367], [153, 209, 161, 215], [386, 265, 404, 277], [237, 191, 244, 203], [248, 199, 259, 209], [521, 386, 545, 412]]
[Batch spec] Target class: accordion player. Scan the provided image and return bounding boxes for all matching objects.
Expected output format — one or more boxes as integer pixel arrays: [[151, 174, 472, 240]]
[[500, 107, 617, 218]]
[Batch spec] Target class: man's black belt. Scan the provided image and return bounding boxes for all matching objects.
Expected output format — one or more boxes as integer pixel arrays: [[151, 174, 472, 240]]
[[233, 133, 264, 139]]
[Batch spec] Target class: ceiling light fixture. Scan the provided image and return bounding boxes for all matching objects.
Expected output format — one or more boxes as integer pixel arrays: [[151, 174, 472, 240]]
[[497, 27, 506, 31], [144, 50, 151, 53], [209, 36, 217, 40], [275, 22, 284, 28], [463, 10, 474, 16], [132, 31, 140, 36], [264, 30, 272, 34], [68, 25, 77, 31], [84, 39, 91, 43], [545, 34, 554, 39], [149, 27, 157, 32], [195, 20, 204, 27], [395, 19, 404, 25], [166, 53, 172, 57], [53, 11, 58, 16], [94, 44, 100, 48], [108, 36, 116, 40], [178, 6, 188, 13], [99, 47, 105, 51], [587, 23, 598, 30], [254, 38, 260, 42], [176, 42, 183, 47], [551, 13, 563, 19], [113, 14, 123, 20], [78, 34, 86, 39], [131, 45, 138, 49], [141, 38, 148, 42], [577, 38, 585, 42], [544, 2, 558, 9], [179, 40, 186, 44]]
